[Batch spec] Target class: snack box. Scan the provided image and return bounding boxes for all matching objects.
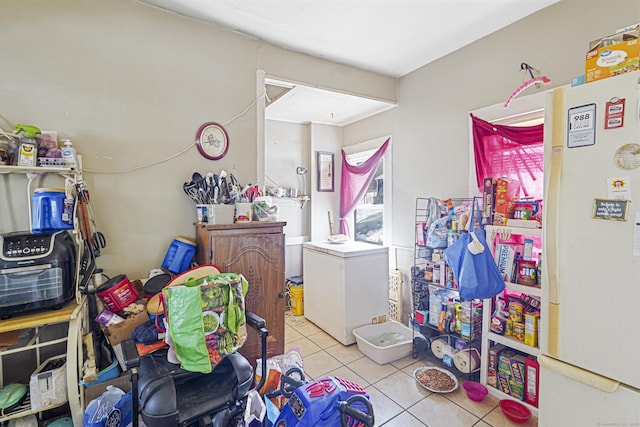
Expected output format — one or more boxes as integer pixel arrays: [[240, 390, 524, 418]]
[[493, 177, 520, 226], [487, 344, 507, 388], [498, 353, 526, 382], [497, 372, 525, 401], [525, 356, 540, 407], [483, 177, 496, 225], [524, 312, 540, 347], [586, 24, 639, 83]]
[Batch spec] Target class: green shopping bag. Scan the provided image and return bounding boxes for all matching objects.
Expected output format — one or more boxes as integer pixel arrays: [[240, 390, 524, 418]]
[[163, 269, 249, 373]]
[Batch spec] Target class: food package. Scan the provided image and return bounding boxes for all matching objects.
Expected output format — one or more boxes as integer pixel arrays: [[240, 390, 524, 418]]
[[256, 348, 304, 409], [493, 177, 521, 225]]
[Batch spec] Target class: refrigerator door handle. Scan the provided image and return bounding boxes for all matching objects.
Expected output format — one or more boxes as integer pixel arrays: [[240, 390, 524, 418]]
[[545, 87, 565, 357], [539, 354, 619, 393]]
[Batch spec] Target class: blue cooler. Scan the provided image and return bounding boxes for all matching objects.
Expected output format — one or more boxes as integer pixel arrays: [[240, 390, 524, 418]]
[[161, 237, 197, 274], [31, 188, 73, 233]]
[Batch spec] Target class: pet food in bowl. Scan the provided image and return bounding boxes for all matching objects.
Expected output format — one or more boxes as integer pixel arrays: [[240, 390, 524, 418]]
[[462, 381, 488, 402], [499, 399, 531, 423]]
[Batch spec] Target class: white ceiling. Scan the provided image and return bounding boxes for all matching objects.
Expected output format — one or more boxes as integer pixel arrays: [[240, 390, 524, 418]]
[[138, 0, 559, 125]]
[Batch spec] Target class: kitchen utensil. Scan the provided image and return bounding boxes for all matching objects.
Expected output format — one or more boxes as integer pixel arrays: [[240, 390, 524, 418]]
[[192, 172, 204, 183], [218, 170, 230, 203], [183, 182, 203, 204], [243, 185, 259, 203], [227, 174, 240, 202]]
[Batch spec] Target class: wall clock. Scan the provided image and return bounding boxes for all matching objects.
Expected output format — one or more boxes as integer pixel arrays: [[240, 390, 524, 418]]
[[195, 122, 229, 160]]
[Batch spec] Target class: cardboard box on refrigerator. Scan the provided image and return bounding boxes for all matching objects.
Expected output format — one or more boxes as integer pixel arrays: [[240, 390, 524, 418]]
[[586, 24, 640, 83]]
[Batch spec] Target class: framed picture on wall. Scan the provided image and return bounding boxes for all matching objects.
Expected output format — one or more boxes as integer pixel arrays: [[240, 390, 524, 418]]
[[317, 151, 334, 192]]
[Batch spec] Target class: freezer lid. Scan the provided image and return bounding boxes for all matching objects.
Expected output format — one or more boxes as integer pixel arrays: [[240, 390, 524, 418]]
[[303, 241, 389, 257]]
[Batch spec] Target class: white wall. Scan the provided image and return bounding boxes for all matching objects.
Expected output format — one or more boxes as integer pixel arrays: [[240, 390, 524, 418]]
[[344, 0, 639, 322], [309, 124, 343, 240], [2, 0, 637, 287], [0, 0, 396, 280]]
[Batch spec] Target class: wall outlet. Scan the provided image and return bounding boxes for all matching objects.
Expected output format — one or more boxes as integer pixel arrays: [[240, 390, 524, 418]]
[[371, 317, 378, 324]]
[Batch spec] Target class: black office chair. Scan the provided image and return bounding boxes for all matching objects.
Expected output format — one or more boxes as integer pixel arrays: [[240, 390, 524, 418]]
[[122, 311, 267, 427]]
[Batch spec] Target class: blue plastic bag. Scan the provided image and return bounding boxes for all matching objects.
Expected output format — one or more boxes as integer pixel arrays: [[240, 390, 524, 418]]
[[444, 199, 505, 300], [83, 386, 132, 427]]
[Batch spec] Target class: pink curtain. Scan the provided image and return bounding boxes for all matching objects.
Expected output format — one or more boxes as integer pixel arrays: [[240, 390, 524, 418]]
[[471, 114, 544, 199], [339, 138, 390, 236]]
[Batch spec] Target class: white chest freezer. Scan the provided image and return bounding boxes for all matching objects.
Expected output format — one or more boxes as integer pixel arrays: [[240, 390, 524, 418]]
[[302, 241, 389, 345]]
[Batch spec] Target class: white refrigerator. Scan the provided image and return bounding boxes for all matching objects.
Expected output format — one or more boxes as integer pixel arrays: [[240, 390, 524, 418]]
[[540, 70, 640, 425], [302, 241, 389, 345]]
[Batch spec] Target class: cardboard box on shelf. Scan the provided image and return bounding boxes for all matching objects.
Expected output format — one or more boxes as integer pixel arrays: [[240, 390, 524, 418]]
[[498, 351, 526, 400], [525, 356, 540, 407], [586, 24, 639, 83], [103, 310, 149, 346], [524, 312, 540, 347], [493, 177, 520, 226], [488, 344, 507, 388], [483, 178, 497, 225], [84, 374, 131, 406]]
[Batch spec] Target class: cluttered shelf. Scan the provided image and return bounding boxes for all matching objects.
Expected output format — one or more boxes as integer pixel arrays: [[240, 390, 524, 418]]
[[411, 197, 484, 379], [0, 297, 87, 424]]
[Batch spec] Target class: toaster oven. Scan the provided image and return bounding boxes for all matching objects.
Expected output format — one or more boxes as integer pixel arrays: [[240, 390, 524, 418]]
[[0, 230, 77, 317]]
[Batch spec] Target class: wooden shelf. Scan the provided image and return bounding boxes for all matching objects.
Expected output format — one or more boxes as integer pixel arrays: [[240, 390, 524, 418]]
[[0, 299, 79, 334], [486, 331, 540, 357], [504, 281, 541, 297]]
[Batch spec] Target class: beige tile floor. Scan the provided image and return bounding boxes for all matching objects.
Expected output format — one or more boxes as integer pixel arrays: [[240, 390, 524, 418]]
[[284, 311, 538, 427]]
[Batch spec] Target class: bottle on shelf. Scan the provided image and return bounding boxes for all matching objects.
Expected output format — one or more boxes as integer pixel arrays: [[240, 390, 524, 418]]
[[15, 124, 40, 167], [61, 139, 79, 169]]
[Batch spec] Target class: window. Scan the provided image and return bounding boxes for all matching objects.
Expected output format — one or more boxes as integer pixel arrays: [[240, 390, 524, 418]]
[[348, 150, 384, 245]]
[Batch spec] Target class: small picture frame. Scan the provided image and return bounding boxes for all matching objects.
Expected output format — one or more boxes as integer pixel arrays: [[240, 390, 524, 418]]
[[317, 151, 334, 192]]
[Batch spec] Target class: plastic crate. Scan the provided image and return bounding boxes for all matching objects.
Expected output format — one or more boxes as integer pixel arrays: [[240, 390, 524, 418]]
[[352, 321, 413, 364]]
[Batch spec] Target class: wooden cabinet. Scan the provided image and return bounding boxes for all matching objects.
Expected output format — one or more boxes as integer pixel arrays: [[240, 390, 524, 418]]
[[195, 222, 286, 367]]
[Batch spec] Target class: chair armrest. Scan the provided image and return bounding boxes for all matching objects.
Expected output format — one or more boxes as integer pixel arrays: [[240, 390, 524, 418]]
[[121, 338, 140, 370], [245, 311, 266, 331]]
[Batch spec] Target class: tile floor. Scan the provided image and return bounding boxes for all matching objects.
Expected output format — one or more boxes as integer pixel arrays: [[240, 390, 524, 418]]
[[284, 311, 538, 427]]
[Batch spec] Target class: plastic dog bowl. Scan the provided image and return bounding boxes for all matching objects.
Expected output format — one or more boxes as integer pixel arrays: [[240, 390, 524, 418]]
[[462, 381, 488, 402], [499, 399, 531, 423]]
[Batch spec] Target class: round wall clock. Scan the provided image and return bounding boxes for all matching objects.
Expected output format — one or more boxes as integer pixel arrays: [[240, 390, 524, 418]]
[[195, 122, 229, 160]]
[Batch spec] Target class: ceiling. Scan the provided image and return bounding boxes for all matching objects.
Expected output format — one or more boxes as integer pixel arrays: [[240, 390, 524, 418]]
[[138, 0, 559, 125]]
